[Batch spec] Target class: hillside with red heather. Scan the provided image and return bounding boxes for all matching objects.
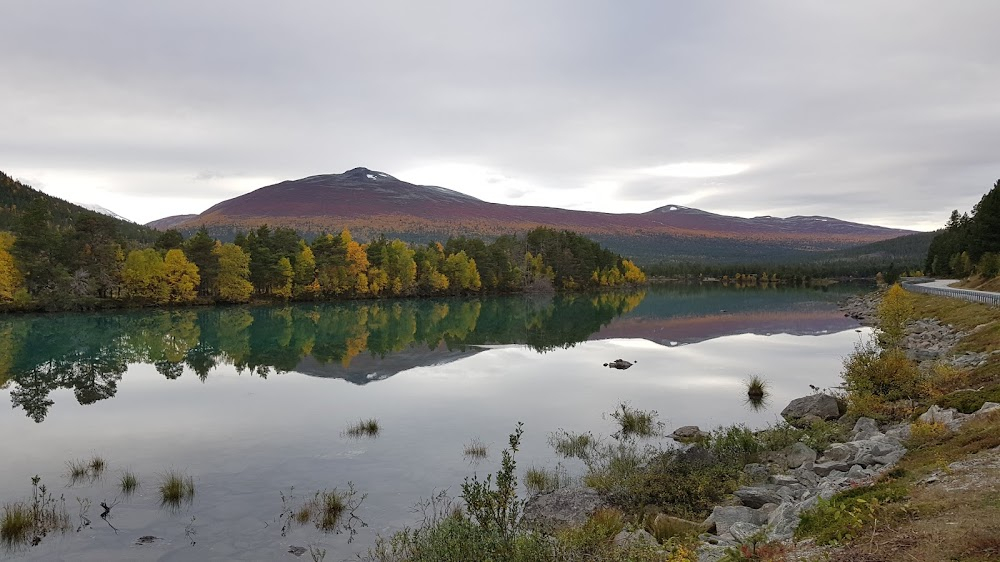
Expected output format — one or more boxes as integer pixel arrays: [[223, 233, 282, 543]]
[[154, 167, 914, 261]]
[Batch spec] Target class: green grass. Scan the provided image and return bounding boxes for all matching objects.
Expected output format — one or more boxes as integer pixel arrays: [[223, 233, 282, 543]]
[[463, 439, 488, 459], [548, 430, 594, 460], [524, 466, 566, 495], [119, 470, 139, 495], [0, 503, 31, 549], [745, 374, 768, 399], [66, 459, 90, 483], [88, 455, 106, 475], [795, 481, 908, 545], [295, 490, 348, 531], [607, 402, 661, 439], [345, 418, 380, 438], [159, 471, 195, 508], [0, 477, 71, 549]]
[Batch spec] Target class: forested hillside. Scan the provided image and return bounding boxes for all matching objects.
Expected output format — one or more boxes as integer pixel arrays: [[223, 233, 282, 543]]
[[926, 179, 1000, 278], [0, 188, 645, 311], [0, 172, 155, 242]]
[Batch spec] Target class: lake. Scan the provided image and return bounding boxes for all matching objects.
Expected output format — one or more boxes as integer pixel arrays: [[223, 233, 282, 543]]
[[0, 283, 868, 561]]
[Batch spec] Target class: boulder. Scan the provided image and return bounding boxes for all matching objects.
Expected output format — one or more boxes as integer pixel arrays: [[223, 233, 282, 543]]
[[613, 529, 657, 548], [974, 402, 1000, 417], [743, 463, 769, 485], [671, 425, 710, 442], [767, 498, 814, 540], [820, 443, 856, 463], [812, 460, 850, 477], [784, 442, 817, 469], [918, 405, 960, 425], [703, 506, 766, 536], [651, 513, 702, 536], [522, 486, 610, 533], [781, 394, 841, 425], [734, 487, 783, 509], [729, 521, 762, 543], [769, 474, 798, 487], [851, 417, 881, 440], [604, 359, 633, 370]]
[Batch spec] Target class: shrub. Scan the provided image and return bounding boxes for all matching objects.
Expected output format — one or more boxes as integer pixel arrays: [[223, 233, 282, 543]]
[[843, 338, 922, 419], [907, 420, 950, 447], [935, 384, 1000, 414], [796, 482, 906, 545], [876, 283, 914, 348], [709, 424, 762, 466]]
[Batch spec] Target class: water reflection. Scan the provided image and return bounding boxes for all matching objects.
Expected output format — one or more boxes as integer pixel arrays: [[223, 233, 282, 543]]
[[0, 292, 645, 422]]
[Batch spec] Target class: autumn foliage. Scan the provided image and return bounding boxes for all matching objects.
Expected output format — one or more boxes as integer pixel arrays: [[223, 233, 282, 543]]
[[0, 220, 646, 311]]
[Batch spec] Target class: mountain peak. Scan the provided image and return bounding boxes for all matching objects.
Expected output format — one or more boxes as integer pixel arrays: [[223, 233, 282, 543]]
[[341, 167, 397, 182]]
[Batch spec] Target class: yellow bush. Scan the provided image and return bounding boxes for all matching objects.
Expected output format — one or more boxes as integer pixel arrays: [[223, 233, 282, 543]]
[[908, 420, 950, 446], [877, 283, 915, 348]]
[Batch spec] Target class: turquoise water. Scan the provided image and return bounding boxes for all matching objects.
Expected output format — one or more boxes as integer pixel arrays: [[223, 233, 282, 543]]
[[0, 284, 867, 560]]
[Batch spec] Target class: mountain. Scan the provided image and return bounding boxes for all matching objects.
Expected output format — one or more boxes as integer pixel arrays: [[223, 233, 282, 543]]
[[148, 167, 915, 262], [147, 214, 199, 230], [75, 203, 134, 223]]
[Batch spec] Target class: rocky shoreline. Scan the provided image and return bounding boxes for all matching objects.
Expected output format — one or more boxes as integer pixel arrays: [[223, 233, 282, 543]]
[[522, 290, 1000, 561]]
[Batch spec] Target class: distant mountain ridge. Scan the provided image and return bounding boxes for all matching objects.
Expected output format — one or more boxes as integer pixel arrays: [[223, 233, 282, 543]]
[[148, 167, 915, 262]]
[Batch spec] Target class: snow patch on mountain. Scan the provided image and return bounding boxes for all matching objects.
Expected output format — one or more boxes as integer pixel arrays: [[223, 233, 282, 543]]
[[76, 203, 134, 223]]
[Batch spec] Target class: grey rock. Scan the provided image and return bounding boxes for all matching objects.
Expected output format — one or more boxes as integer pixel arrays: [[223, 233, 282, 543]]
[[743, 463, 769, 484], [704, 505, 766, 536], [784, 442, 818, 469], [781, 394, 841, 424], [697, 544, 729, 562], [605, 359, 633, 370], [769, 474, 799, 487], [758, 503, 779, 518], [873, 450, 906, 466], [672, 425, 710, 442], [918, 405, 961, 425], [613, 529, 658, 548], [885, 424, 911, 442], [791, 467, 820, 488], [729, 521, 762, 542], [813, 460, 850, 477], [522, 486, 609, 533], [821, 443, 856, 463], [852, 417, 879, 439], [288, 546, 308, 557], [767, 500, 807, 540], [846, 464, 868, 480], [734, 486, 782, 509], [974, 402, 1000, 416]]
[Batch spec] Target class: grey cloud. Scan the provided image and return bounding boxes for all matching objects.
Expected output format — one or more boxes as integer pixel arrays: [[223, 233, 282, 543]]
[[1, 1, 998, 228]]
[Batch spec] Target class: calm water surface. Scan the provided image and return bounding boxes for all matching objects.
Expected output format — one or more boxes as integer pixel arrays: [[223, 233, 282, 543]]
[[0, 284, 868, 561]]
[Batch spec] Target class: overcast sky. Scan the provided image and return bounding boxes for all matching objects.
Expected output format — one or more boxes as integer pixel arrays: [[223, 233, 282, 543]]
[[2, 1, 998, 229]]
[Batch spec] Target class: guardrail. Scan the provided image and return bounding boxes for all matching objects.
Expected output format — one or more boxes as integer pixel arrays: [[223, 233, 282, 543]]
[[902, 282, 1000, 307]]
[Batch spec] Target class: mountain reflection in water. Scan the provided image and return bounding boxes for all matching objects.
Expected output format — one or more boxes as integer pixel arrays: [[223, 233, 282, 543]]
[[0, 284, 862, 423]]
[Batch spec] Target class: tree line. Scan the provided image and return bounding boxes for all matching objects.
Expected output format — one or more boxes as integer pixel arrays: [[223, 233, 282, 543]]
[[0, 199, 645, 311], [925, 179, 1000, 278]]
